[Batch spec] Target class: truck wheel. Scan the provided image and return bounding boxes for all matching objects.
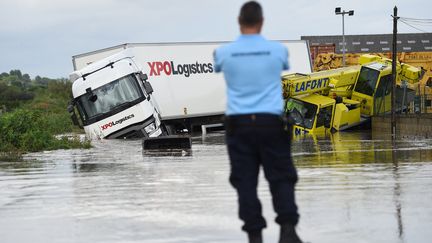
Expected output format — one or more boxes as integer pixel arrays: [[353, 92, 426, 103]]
[[163, 124, 175, 135]]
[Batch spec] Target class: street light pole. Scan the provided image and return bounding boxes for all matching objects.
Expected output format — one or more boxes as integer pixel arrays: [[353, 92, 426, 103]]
[[335, 7, 354, 67], [342, 12, 345, 66]]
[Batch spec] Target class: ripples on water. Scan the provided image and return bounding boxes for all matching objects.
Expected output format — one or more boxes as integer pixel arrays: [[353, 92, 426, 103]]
[[0, 131, 431, 243]]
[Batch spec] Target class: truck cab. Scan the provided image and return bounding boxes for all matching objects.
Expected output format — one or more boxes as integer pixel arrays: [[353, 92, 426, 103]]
[[286, 93, 361, 135], [68, 50, 163, 140], [286, 94, 332, 135], [351, 54, 422, 116], [282, 68, 363, 135], [351, 62, 393, 116]]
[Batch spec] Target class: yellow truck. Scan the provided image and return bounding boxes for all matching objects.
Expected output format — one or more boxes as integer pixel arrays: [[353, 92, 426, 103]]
[[282, 54, 423, 135]]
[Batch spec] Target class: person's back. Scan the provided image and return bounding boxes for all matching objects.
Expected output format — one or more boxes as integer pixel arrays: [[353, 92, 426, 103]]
[[214, 1, 303, 243], [215, 36, 288, 115]]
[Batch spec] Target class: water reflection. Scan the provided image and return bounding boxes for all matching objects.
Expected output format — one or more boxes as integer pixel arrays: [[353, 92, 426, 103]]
[[0, 159, 44, 171], [142, 149, 192, 157], [0, 131, 431, 243], [292, 131, 432, 166], [292, 131, 431, 243], [391, 144, 404, 242], [195, 131, 226, 145]]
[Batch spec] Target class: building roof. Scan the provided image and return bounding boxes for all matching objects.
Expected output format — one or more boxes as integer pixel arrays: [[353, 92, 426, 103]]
[[301, 33, 432, 53]]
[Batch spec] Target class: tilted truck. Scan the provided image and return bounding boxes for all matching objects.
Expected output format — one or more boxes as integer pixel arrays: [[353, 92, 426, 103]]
[[282, 54, 423, 135], [68, 41, 312, 140], [68, 50, 163, 140]]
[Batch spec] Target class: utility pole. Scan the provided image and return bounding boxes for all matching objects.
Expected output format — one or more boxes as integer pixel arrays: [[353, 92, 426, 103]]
[[391, 6, 398, 138]]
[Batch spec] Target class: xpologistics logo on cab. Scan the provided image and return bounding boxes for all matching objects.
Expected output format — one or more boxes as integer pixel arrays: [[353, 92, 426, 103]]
[[101, 114, 134, 130], [148, 61, 214, 77]]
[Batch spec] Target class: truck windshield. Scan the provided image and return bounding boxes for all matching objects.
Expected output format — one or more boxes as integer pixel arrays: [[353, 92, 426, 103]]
[[76, 74, 144, 123], [285, 98, 317, 129], [354, 67, 380, 96]]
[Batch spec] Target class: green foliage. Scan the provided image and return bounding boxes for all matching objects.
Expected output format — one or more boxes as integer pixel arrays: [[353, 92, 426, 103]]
[[24, 80, 77, 134], [9, 70, 23, 79], [0, 70, 35, 110], [0, 69, 90, 161], [0, 109, 90, 160]]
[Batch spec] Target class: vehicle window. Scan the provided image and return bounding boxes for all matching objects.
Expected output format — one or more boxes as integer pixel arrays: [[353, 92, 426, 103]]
[[354, 67, 380, 96], [286, 98, 317, 129], [316, 105, 333, 128], [76, 74, 143, 122], [373, 74, 392, 114], [375, 74, 392, 98]]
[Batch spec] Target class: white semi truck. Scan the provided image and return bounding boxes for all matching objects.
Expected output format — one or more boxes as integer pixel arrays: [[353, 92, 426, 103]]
[[68, 50, 163, 139], [68, 41, 312, 140]]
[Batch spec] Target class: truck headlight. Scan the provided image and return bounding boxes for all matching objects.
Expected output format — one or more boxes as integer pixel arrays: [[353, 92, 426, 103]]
[[144, 123, 156, 134]]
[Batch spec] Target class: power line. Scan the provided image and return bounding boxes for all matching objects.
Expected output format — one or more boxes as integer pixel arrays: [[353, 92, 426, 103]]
[[399, 18, 432, 26], [399, 19, 428, 33], [396, 16, 432, 33], [402, 22, 432, 27], [399, 16, 432, 23]]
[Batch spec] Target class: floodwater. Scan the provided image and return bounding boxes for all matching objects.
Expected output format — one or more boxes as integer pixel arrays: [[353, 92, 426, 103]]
[[0, 131, 431, 243]]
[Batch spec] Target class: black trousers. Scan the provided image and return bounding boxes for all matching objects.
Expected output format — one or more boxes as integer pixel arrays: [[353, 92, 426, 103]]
[[225, 113, 299, 233]]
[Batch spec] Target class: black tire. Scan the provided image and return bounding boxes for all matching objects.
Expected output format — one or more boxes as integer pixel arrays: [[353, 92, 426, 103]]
[[163, 124, 175, 135]]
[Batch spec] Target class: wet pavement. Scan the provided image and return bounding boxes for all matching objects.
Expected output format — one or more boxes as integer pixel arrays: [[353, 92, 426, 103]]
[[0, 131, 431, 243]]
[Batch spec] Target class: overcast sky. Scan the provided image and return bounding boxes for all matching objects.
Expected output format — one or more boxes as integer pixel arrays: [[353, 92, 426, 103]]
[[0, 0, 430, 79]]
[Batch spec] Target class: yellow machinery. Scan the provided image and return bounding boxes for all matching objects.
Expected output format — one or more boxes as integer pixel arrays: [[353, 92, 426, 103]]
[[286, 93, 362, 135], [282, 54, 423, 135], [314, 52, 432, 112], [351, 54, 423, 116], [283, 65, 363, 135]]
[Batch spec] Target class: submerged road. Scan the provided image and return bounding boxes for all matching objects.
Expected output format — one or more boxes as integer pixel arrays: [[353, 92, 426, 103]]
[[0, 131, 431, 243]]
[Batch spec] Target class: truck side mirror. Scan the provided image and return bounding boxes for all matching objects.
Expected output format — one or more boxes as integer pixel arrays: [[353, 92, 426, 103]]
[[67, 103, 74, 113], [67, 103, 83, 129], [139, 73, 148, 82], [143, 81, 153, 95], [137, 72, 153, 95]]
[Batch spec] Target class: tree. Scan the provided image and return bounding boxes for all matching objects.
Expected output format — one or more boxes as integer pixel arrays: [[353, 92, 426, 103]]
[[0, 72, 8, 79], [22, 74, 31, 82], [35, 75, 49, 86], [4, 75, 19, 86], [9, 70, 22, 79]]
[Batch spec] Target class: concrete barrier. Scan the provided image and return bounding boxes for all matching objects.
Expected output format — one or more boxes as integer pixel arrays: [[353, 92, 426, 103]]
[[372, 114, 432, 138]]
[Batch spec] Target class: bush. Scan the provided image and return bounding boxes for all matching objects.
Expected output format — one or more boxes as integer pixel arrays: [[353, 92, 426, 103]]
[[0, 109, 90, 158], [0, 69, 90, 161]]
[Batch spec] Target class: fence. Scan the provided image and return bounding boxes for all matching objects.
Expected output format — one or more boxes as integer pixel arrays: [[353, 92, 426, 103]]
[[374, 89, 432, 115]]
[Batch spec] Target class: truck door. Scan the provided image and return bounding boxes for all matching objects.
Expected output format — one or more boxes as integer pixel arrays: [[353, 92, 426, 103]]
[[373, 74, 392, 115], [316, 105, 333, 130]]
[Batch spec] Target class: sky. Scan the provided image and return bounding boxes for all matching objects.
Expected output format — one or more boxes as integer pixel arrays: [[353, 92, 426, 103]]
[[0, 0, 431, 79]]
